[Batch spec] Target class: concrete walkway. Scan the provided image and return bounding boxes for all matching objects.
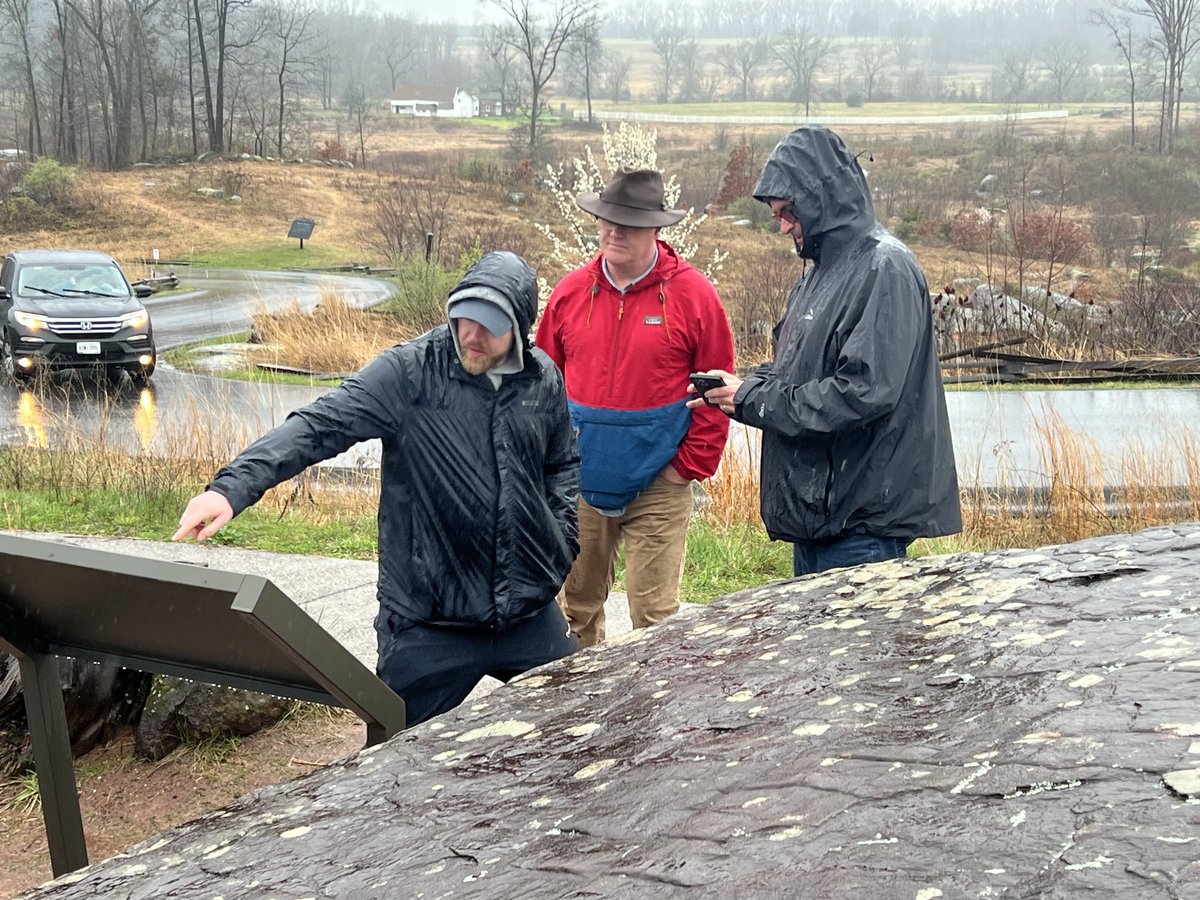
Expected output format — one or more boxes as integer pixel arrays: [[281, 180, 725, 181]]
[[8, 532, 632, 704]]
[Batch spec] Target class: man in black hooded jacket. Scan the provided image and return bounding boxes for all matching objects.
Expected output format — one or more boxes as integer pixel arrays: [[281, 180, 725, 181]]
[[689, 125, 961, 576], [174, 251, 581, 726]]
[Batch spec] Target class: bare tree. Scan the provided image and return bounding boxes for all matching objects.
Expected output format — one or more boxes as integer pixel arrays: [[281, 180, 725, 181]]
[[773, 25, 834, 114], [189, 0, 260, 153], [1039, 37, 1085, 104], [344, 78, 369, 167], [266, 0, 316, 157], [376, 13, 416, 94], [1091, 8, 1141, 147], [0, 0, 45, 155], [717, 38, 769, 101], [856, 39, 890, 102], [49, 0, 82, 160], [998, 46, 1035, 101], [1126, 0, 1200, 153], [676, 39, 705, 103], [67, 0, 164, 167], [601, 49, 631, 103], [889, 21, 918, 83], [481, 23, 520, 114], [490, 0, 598, 161], [650, 6, 690, 102], [566, 18, 601, 123]]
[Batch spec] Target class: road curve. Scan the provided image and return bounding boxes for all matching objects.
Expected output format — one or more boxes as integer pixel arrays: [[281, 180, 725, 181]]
[[0, 269, 396, 463]]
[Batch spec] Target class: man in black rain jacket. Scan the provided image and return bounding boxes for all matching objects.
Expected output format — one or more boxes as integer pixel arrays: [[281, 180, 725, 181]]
[[174, 251, 581, 726], [689, 125, 962, 576]]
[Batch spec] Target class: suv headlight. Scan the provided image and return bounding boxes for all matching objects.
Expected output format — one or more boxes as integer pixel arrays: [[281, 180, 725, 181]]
[[14, 311, 48, 331], [120, 310, 149, 330]]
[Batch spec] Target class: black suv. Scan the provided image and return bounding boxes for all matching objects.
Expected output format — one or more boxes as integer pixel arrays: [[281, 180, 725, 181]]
[[0, 249, 156, 384]]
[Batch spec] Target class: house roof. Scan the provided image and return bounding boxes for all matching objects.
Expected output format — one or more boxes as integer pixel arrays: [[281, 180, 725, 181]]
[[391, 84, 457, 106]]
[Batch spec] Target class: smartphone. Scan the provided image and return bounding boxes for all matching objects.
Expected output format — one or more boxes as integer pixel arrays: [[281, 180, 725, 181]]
[[690, 373, 725, 404]]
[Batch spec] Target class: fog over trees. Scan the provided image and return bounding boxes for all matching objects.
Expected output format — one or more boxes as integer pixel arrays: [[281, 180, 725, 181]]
[[0, 0, 1188, 167]]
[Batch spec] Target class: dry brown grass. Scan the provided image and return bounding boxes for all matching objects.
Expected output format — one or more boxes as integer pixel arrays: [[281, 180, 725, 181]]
[[248, 289, 417, 375], [704, 409, 1200, 555], [700, 429, 763, 528]]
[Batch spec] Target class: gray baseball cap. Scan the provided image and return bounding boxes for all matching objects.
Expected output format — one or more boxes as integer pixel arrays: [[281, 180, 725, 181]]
[[447, 297, 512, 337]]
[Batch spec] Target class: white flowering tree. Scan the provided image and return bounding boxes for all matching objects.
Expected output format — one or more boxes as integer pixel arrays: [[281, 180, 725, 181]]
[[536, 122, 726, 299]]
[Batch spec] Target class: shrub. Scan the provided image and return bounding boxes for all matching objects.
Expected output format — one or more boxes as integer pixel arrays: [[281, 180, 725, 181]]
[[17, 158, 78, 205], [950, 208, 1000, 251], [383, 256, 467, 334], [1011, 212, 1090, 265], [845, 92, 865, 108], [315, 139, 348, 162], [724, 195, 773, 229], [711, 140, 758, 211]]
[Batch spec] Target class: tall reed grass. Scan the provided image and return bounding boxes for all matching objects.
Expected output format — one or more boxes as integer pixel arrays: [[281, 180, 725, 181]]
[[0, 385, 380, 541], [699, 411, 1200, 556], [249, 289, 416, 375], [2, 378, 1197, 565]]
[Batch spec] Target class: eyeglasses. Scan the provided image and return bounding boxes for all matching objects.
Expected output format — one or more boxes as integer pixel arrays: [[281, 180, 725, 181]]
[[771, 205, 797, 225]]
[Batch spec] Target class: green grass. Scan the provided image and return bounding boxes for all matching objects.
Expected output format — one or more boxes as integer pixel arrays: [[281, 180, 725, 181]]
[[192, 242, 382, 271], [1, 771, 41, 816], [0, 485, 378, 558], [610, 519, 792, 605], [683, 520, 793, 604]]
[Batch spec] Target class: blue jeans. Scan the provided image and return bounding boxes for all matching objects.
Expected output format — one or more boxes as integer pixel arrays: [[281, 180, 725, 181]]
[[375, 602, 578, 728], [793, 533, 911, 577]]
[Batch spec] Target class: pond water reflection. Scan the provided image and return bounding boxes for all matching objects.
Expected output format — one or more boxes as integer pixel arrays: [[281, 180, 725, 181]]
[[4, 374, 1199, 491]]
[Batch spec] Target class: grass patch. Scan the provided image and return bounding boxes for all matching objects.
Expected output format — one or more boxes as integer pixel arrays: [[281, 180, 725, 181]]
[[0, 772, 41, 817], [193, 242, 375, 271], [0, 484, 378, 558], [682, 520, 792, 604]]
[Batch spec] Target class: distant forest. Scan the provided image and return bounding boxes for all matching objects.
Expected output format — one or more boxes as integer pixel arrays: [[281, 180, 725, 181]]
[[0, 0, 1185, 168]]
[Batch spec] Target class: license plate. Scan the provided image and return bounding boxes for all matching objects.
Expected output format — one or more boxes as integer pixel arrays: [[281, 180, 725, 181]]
[[76, 342, 101, 355]]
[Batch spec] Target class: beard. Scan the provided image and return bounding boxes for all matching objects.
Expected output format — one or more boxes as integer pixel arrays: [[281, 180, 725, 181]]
[[461, 345, 509, 375]]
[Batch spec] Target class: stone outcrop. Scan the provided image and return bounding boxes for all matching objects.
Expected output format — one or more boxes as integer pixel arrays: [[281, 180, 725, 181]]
[[27, 526, 1200, 898]]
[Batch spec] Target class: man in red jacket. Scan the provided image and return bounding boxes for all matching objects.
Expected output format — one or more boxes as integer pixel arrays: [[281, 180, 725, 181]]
[[537, 167, 735, 646]]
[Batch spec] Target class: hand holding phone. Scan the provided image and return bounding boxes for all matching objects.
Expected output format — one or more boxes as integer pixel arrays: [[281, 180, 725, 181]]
[[689, 373, 725, 406]]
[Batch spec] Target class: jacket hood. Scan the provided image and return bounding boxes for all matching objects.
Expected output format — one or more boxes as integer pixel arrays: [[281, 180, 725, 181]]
[[753, 125, 876, 261], [448, 251, 538, 349]]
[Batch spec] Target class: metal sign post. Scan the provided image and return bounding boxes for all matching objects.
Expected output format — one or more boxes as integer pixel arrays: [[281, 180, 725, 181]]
[[288, 217, 316, 249]]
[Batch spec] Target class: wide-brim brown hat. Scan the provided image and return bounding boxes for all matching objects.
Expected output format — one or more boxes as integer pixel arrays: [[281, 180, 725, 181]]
[[576, 167, 686, 228]]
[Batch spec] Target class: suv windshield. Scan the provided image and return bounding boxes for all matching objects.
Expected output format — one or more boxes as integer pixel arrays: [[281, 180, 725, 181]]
[[17, 263, 127, 299]]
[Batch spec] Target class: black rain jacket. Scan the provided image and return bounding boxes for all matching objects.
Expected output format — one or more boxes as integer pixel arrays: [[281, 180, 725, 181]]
[[208, 252, 580, 630], [736, 125, 962, 543]]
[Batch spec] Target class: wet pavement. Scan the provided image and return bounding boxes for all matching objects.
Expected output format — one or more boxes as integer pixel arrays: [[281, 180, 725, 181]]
[[26, 524, 1200, 898]]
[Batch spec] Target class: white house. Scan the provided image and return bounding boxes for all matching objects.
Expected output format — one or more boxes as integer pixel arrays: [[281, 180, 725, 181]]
[[389, 85, 478, 118]]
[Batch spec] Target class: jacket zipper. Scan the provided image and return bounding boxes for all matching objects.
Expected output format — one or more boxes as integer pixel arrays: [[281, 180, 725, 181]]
[[606, 293, 626, 400], [489, 385, 503, 630], [823, 446, 834, 517]]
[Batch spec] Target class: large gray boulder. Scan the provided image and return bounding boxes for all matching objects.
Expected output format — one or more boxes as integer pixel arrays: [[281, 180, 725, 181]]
[[27, 526, 1200, 898]]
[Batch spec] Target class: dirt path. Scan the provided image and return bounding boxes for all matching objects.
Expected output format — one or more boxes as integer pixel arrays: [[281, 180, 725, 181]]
[[0, 708, 364, 897]]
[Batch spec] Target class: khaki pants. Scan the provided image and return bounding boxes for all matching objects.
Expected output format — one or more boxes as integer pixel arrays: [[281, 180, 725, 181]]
[[559, 475, 694, 647]]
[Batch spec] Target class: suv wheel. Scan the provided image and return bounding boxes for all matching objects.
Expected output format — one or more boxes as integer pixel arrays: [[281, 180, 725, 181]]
[[1, 337, 32, 383]]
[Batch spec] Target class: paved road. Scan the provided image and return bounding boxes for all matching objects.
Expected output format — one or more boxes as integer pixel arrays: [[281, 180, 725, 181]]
[[147, 268, 395, 350], [0, 269, 395, 458]]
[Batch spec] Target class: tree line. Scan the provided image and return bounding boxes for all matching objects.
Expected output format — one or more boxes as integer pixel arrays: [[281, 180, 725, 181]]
[[0, 0, 1194, 168]]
